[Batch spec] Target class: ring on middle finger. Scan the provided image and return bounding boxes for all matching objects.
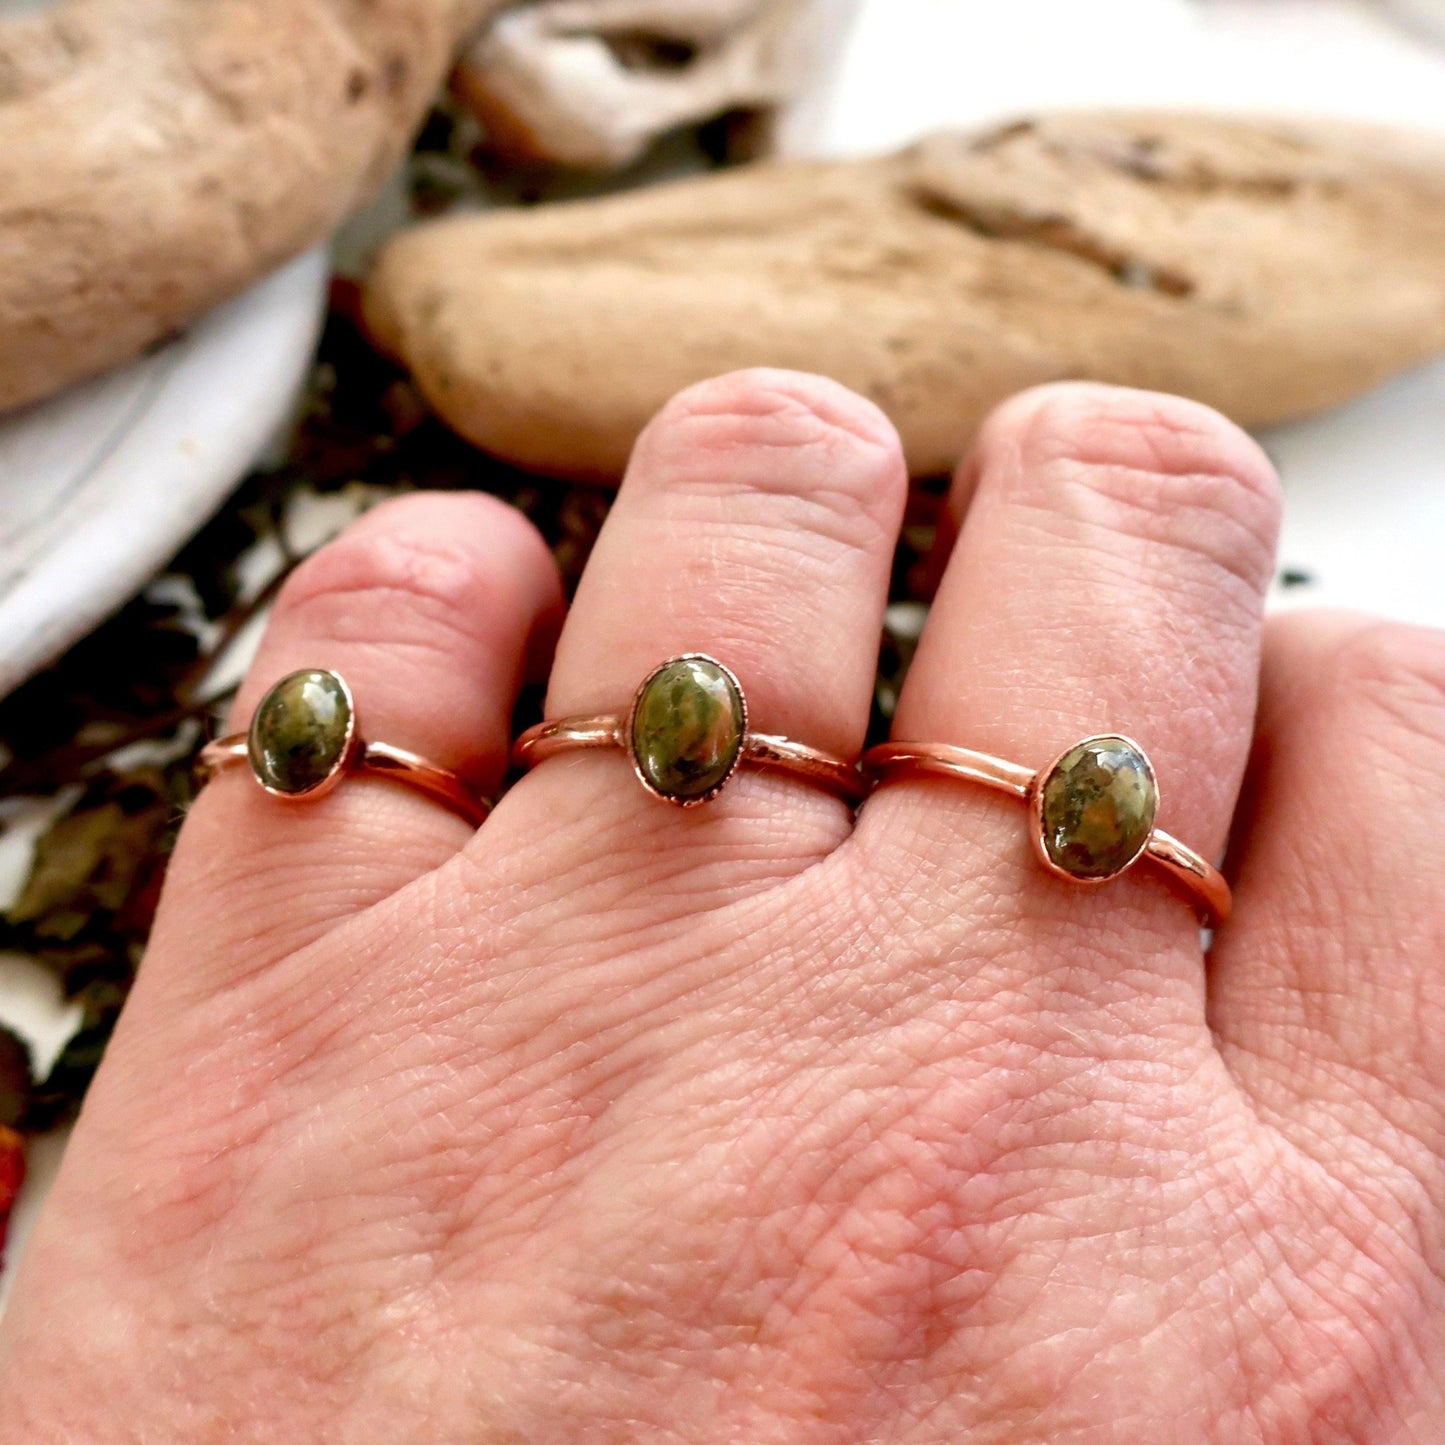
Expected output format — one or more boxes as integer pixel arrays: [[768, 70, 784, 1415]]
[[513, 654, 866, 807]]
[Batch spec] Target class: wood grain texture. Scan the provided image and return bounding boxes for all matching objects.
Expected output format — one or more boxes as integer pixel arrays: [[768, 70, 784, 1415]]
[[364, 112, 1445, 479], [0, 0, 502, 413]]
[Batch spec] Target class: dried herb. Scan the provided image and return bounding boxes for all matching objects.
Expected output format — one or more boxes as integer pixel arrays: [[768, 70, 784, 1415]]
[[22, 981, 129, 1135], [0, 1026, 31, 1131], [3, 770, 177, 1004]]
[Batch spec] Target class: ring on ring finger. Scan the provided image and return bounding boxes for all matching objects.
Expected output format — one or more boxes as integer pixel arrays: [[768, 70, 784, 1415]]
[[864, 734, 1229, 924]]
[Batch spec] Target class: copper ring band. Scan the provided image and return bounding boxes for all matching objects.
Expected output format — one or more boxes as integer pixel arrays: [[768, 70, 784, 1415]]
[[863, 739, 1230, 926], [197, 670, 490, 828], [514, 716, 866, 805], [198, 736, 491, 827], [513, 655, 865, 807]]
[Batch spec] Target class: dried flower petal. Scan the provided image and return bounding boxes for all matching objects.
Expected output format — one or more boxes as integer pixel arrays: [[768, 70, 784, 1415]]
[[0, 1124, 25, 1271]]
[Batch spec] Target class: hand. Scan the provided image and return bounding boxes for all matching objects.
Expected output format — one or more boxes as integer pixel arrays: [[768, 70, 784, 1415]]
[[1, 372, 1441, 1442]]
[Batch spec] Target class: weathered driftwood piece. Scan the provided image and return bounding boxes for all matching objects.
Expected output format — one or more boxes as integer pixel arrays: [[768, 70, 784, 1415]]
[[452, 0, 829, 170], [0, 0, 502, 414], [365, 111, 1445, 480]]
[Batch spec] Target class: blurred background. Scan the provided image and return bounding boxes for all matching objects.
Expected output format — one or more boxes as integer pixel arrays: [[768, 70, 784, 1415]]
[[1, 0, 1443, 1310]]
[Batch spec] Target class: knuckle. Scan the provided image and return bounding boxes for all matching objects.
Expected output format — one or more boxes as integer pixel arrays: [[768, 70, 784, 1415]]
[[1330, 621, 1445, 752], [984, 382, 1282, 597], [633, 368, 906, 553], [276, 514, 489, 654], [654, 368, 900, 457]]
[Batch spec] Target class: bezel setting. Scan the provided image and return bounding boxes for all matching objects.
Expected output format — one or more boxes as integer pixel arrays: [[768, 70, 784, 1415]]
[[624, 653, 749, 807], [245, 668, 360, 802], [1027, 733, 1160, 885]]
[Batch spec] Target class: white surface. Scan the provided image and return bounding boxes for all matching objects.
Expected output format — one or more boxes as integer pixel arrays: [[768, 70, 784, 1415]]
[[0, 249, 330, 698], [786, 0, 1445, 153], [1263, 361, 1445, 623], [1390, 0, 1445, 43], [4, 0, 1445, 1306]]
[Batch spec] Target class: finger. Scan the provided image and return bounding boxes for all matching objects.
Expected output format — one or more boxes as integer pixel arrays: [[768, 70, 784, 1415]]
[[865, 383, 1281, 997], [163, 492, 562, 974], [917, 447, 983, 598], [1210, 614, 1445, 1157], [497, 368, 907, 903]]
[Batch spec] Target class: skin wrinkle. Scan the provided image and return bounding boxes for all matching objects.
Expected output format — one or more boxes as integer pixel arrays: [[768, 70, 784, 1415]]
[[978, 398, 1276, 616], [852, 843, 1205, 1022], [1017, 462, 1279, 603], [551, 959, 1150, 1421], [474, 772, 853, 936], [854, 772, 1198, 949], [657, 373, 903, 461], [1228, 954, 1441, 1107], [1218, 1011, 1445, 1156], [550, 544, 889, 745], [270, 535, 521, 678], [1268, 1072, 1444, 1228], [1330, 625, 1445, 769], [158, 791, 474, 983], [652, 447, 901, 560], [1206, 1133, 1438, 1437], [874, 393, 1279, 986], [967, 507, 1263, 838], [629, 379, 903, 545], [664, 511, 867, 608], [1017, 498, 1268, 648], [1215, 614, 1445, 1203], [667, 1011, 1208, 1427]]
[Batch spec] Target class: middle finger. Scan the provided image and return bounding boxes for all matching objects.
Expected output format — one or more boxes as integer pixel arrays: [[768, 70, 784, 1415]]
[[495, 368, 907, 907]]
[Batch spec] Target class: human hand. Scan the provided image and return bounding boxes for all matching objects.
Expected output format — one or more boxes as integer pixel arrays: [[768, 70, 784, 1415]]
[[1, 371, 1441, 1441]]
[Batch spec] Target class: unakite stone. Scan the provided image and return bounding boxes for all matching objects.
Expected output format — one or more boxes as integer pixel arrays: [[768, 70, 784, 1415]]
[[630, 657, 745, 802], [247, 669, 352, 796], [1038, 736, 1157, 880]]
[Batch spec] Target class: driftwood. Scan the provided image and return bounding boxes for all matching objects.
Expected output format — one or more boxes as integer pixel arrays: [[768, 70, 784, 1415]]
[[453, 0, 830, 169], [365, 111, 1445, 480], [0, 0, 503, 413], [0, 0, 838, 412]]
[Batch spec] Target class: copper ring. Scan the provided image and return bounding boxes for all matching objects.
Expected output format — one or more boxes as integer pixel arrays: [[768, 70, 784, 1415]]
[[862, 737, 1230, 925], [513, 654, 865, 807], [198, 668, 490, 828]]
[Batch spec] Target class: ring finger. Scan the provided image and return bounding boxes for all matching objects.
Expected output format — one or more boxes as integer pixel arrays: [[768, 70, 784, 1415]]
[[863, 383, 1282, 1004]]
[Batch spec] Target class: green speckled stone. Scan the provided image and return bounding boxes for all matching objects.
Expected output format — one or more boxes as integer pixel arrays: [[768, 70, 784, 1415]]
[[248, 669, 352, 796], [630, 657, 745, 802], [1039, 736, 1157, 880]]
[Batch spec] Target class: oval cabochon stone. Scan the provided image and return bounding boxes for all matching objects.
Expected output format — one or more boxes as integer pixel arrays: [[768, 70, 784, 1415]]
[[248, 669, 353, 796], [630, 657, 746, 803], [1038, 736, 1158, 881]]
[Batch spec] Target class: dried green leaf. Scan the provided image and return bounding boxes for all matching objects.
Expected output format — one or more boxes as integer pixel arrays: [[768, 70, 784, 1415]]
[[0, 1024, 31, 1130], [25, 941, 132, 998], [8, 774, 173, 935], [23, 980, 126, 1133]]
